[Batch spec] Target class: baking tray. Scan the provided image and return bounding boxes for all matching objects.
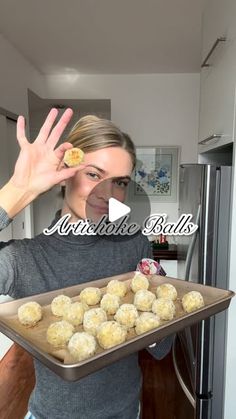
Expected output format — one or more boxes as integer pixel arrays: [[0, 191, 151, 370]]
[[0, 271, 234, 381]]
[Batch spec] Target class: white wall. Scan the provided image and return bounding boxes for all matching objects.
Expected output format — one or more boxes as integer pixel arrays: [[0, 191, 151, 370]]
[[0, 34, 45, 116]]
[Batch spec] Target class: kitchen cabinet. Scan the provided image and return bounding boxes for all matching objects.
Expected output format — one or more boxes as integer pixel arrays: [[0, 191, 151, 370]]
[[198, 0, 236, 153]]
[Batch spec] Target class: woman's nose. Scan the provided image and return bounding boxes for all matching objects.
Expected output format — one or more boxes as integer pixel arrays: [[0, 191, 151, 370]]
[[96, 179, 114, 201]]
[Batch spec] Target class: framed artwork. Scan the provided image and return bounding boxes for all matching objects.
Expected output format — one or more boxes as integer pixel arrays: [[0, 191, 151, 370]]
[[133, 146, 180, 202]]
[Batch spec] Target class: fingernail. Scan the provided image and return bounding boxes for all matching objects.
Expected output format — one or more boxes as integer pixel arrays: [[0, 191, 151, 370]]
[[149, 343, 157, 348]]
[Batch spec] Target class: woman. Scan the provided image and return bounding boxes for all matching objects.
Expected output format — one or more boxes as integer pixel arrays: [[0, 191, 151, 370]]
[[0, 108, 172, 419]]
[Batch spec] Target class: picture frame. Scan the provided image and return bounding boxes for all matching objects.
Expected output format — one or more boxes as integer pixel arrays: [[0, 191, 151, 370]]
[[133, 146, 180, 203]]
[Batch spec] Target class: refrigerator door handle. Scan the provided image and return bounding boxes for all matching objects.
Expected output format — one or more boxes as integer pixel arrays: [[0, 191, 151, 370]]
[[184, 204, 201, 281], [172, 335, 196, 408], [180, 327, 196, 390], [173, 205, 201, 411]]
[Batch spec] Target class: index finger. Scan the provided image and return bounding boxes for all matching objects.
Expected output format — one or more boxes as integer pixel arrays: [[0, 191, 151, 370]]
[[46, 108, 74, 149], [16, 116, 28, 147]]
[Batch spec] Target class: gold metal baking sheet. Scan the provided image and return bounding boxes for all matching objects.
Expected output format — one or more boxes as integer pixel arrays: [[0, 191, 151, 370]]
[[0, 272, 234, 381]]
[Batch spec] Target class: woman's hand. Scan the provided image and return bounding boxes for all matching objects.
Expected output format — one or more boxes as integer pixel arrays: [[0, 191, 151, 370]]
[[9, 108, 84, 196]]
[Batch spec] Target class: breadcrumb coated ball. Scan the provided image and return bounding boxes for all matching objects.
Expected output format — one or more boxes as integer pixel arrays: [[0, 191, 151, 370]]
[[156, 283, 178, 301], [51, 295, 72, 317], [182, 291, 205, 313], [68, 332, 97, 362], [133, 289, 156, 312], [18, 301, 42, 326], [83, 308, 107, 336], [79, 287, 102, 306], [100, 293, 120, 315], [63, 147, 84, 167], [114, 304, 139, 328], [96, 321, 127, 349], [152, 298, 176, 320], [46, 320, 74, 347], [135, 312, 160, 335], [63, 301, 89, 326], [106, 280, 127, 298], [130, 272, 149, 293]]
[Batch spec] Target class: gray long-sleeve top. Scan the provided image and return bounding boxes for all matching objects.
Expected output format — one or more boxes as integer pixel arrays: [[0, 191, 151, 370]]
[[0, 207, 173, 419]]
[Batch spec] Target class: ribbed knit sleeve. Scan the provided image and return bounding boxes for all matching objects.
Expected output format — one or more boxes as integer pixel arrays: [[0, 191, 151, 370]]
[[0, 206, 16, 295], [0, 207, 12, 231]]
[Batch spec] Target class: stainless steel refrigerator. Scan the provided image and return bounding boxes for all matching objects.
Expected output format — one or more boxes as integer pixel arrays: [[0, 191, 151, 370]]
[[173, 164, 232, 419]]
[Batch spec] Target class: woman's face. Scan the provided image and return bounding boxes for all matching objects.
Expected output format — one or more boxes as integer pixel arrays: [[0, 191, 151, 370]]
[[62, 147, 133, 222]]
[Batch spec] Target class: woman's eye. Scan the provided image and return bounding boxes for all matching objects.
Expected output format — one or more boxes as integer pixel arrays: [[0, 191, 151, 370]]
[[115, 180, 129, 188], [86, 172, 101, 180]]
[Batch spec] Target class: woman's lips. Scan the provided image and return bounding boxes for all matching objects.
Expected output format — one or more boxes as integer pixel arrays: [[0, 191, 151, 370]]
[[87, 202, 108, 213]]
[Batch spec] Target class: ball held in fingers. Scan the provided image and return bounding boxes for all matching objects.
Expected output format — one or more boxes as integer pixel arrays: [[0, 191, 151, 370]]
[[63, 147, 84, 167]]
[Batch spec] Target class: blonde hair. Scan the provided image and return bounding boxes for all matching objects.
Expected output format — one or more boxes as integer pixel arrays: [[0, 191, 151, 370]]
[[66, 115, 136, 169]]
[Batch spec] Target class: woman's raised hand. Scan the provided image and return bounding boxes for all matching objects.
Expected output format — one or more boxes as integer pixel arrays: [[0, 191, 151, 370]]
[[10, 108, 84, 197]]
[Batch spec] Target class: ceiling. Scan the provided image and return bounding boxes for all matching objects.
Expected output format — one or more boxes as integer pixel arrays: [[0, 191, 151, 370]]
[[0, 0, 204, 75]]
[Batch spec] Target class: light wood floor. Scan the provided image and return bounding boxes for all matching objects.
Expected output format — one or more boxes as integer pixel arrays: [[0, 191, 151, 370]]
[[0, 344, 193, 419], [0, 344, 35, 419]]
